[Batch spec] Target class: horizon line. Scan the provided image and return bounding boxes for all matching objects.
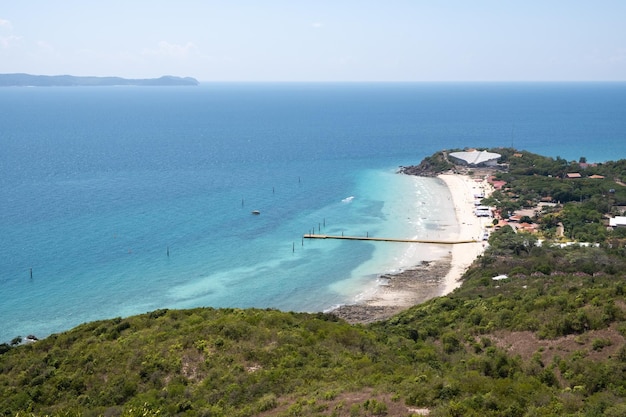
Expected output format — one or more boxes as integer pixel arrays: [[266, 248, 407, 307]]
[[196, 80, 626, 83], [3, 73, 625, 83]]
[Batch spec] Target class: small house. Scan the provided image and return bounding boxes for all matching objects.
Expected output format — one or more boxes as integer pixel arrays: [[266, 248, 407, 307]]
[[609, 216, 626, 228]]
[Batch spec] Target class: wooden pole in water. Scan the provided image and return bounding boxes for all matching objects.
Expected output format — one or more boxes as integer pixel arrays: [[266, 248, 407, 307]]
[[29, 268, 32, 279], [167, 246, 170, 257], [292, 242, 295, 253], [323, 218, 326, 228], [241, 198, 244, 207]]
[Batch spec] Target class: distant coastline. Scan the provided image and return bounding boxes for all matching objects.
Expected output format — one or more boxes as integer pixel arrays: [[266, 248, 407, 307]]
[[0, 73, 199, 87]]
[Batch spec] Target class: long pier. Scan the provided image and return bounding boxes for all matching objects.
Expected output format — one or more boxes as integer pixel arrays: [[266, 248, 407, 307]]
[[303, 234, 477, 244]]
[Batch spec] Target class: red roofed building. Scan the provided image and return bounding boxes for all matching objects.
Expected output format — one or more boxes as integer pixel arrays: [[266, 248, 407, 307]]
[[488, 176, 507, 190], [517, 222, 539, 233]]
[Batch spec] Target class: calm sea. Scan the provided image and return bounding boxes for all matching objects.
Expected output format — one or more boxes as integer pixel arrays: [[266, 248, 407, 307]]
[[1, 82, 625, 342]]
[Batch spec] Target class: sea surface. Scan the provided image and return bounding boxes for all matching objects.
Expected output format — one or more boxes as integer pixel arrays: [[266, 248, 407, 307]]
[[1, 82, 625, 342]]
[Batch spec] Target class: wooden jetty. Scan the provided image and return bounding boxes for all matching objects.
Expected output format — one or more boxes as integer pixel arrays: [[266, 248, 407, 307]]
[[303, 234, 477, 244]]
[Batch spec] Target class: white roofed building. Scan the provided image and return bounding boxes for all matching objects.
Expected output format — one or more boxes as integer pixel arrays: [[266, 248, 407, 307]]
[[449, 150, 501, 167], [609, 216, 626, 228]]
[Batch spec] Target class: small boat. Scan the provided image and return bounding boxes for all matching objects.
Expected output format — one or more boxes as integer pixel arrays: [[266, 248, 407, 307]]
[[251, 210, 260, 215]]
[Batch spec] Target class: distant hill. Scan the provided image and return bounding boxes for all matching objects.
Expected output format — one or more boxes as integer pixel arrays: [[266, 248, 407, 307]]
[[0, 73, 199, 87]]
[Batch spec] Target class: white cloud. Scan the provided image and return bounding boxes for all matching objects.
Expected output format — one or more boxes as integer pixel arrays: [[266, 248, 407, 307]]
[[0, 18, 12, 30], [0, 34, 21, 48], [141, 41, 198, 58], [0, 18, 20, 48], [311, 22, 324, 29]]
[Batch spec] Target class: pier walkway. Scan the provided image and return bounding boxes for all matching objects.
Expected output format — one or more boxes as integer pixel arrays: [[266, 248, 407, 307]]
[[303, 234, 477, 245]]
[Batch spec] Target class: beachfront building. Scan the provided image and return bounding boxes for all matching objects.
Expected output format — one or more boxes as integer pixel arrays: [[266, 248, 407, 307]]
[[449, 150, 501, 167], [609, 216, 626, 228], [475, 205, 492, 217], [488, 176, 507, 190]]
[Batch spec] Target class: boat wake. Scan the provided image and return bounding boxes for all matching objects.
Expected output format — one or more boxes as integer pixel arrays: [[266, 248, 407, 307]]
[[341, 196, 354, 203]]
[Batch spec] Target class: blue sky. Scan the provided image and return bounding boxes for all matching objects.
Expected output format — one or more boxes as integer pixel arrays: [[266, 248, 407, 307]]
[[1, 1, 625, 81]]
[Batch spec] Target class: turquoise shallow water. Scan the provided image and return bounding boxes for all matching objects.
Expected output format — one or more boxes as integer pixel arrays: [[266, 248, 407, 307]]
[[1, 83, 625, 342]]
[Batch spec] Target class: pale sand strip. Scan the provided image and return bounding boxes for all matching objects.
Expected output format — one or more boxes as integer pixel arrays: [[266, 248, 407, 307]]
[[333, 173, 492, 324], [437, 173, 492, 294]]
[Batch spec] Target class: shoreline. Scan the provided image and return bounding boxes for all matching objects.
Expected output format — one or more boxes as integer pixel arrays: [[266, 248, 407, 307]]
[[438, 173, 492, 294], [332, 173, 492, 324]]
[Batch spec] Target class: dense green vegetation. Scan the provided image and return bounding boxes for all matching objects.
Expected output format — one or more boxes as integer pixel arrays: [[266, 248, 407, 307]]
[[486, 148, 626, 210], [2, 149, 626, 416], [1, 309, 400, 416], [399, 151, 457, 176], [478, 148, 626, 244]]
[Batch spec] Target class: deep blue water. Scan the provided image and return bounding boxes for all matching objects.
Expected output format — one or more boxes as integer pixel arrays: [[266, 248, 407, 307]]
[[1, 82, 625, 342]]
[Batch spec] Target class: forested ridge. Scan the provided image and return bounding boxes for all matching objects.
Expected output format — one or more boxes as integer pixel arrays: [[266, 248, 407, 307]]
[[2, 150, 626, 417]]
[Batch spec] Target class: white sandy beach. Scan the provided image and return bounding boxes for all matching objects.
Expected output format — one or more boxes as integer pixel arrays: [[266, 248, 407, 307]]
[[333, 173, 493, 323], [437, 173, 493, 294]]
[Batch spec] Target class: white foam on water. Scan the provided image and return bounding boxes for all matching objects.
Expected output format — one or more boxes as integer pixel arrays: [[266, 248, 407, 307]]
[[328, 169, 458, 303]]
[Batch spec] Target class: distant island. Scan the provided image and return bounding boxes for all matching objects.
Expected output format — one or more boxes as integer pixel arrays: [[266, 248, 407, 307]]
[[0, 73, 199, 87]]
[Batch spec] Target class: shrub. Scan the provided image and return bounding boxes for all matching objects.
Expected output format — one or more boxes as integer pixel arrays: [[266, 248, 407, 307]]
[[592, 338, 612, 351], [257, 393, 278, 412], [442, 332, 463, 354], [363, 398, 388, 415]]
